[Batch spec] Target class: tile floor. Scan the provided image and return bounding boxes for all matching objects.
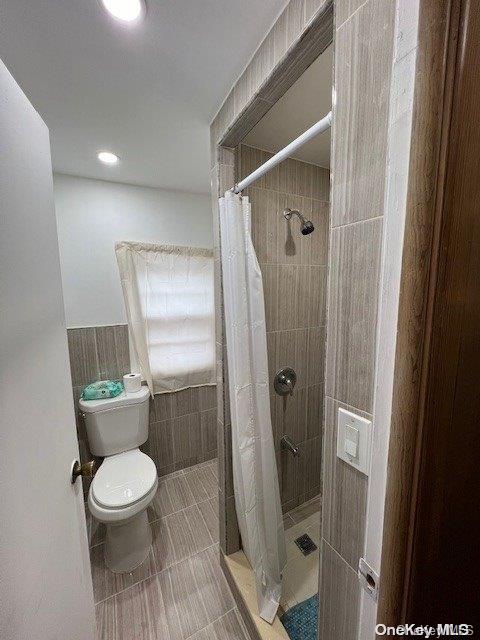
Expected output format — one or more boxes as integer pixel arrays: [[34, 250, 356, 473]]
[[281, 495, 321, 612], [87, 459, 250, 640]]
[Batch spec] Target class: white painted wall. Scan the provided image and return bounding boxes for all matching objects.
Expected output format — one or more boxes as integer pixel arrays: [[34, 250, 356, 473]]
[[53, 174, 213, 328]]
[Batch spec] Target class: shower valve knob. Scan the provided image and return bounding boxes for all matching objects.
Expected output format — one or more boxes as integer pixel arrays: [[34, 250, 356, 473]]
[[274, 367, 297, 396]]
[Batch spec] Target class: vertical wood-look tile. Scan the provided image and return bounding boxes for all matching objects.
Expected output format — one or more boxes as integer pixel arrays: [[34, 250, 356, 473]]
[[148, 419, 174, 470], [114, 572, 183, 640], [90, 544, 157, 604], [308, 266, 327, 327], [306, 384, 324, 440], [273, 7, 288, 66], [95, 596, 115, 640], [322, 397, 368, 570], [325, 218, 382, 412], [168, 555, 211, 638], [197, 497, 219, 543], [210, 608, 250, 640], [164, 505, 213, 565], [185, 466, 214, 504], [261, 263, 278, 332], [200, 408, 217, 458], [306, 200, 329, 266], [95, 326, 118, 380], [306, 325, 325, 387], [318, 540, 361, 640], [152, 392, 174, 422], [68, 327, 99, 386], [335, 0, 365, 29], [332, 0, 395, 226], [286, 0, 305, 50], [172, 387, 200, 418], [277, 265, 298, 330], [113, 325, 130, 377], [305, 0, 329, 26], [172, 413, 202, 469], [193, 545, 236, 619]]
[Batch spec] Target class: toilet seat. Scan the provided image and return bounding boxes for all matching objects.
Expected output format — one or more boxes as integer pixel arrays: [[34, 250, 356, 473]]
[[88, 449, 158, 524], [92, 449, 157, 508]]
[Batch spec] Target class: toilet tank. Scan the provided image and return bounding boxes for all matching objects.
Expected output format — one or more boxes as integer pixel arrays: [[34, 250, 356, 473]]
[[79, 387, 150, 456]]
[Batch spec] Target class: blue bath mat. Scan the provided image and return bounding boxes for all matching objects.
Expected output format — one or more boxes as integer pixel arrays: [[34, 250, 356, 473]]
[[281, 595, 318, 640]]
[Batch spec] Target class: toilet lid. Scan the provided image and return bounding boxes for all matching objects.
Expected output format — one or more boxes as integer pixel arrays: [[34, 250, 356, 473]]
[[92, 449, 157, 508]]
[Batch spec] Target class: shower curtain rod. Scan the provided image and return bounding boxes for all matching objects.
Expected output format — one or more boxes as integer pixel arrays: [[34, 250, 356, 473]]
[[232, 110, 332, 194]]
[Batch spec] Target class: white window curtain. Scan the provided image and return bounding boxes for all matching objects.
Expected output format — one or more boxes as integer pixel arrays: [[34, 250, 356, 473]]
[[115, 241, 215, 396], [219, 191, 286, 623]]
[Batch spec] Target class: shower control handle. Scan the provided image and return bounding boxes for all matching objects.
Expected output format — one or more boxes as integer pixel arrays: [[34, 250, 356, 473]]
[[281, 435, 300, 457], [274, 367, 297, 396]]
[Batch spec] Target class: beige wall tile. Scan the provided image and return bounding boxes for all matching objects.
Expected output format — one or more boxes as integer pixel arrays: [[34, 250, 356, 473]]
[[331, 0, 395, 226], [335, 0, 365, 29], [273, 7, 288, 66], [197, 497, 219, 543], [322, 397, 368, 570], [172, 413, 202, 470], [318, 540, 361, 639], [286, 0, 306, 51], [114, 572, 182, 640], [95, 597, 115, 640], [67, 327, 99, 387], [148, 418, 174, 470], [305, 0, 330, 26], [306, 325, 326, 387], [306, 384, 324, 440], [325, 218, 382, 412], [261, 263, 278, 332], [200, 408, 217, 456]]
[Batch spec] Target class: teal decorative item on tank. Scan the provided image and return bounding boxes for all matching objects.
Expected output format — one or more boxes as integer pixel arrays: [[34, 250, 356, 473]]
[[81, 380, 124, 401]]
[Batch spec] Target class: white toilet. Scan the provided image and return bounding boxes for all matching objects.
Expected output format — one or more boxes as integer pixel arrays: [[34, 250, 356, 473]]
[[79, 386, 157, 573]]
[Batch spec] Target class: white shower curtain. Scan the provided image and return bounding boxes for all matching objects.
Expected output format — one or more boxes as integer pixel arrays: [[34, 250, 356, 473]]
[[219, 191, 286, 623]]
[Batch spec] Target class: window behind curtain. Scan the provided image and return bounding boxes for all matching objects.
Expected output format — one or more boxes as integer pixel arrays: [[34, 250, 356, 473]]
[[115, 241, 215, 395]]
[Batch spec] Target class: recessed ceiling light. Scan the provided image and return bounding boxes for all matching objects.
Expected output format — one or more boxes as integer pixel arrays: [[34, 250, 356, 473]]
[[99, 0, 146, 23], [97, 151, 120, 165]]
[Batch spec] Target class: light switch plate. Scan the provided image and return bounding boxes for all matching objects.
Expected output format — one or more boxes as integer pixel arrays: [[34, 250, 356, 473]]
[[336, 407, 372, 476]]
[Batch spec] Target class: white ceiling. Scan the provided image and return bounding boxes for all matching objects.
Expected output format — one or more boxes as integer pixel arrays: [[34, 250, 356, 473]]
[[244, 44, 332, 167], [0, 0, 288, 194]]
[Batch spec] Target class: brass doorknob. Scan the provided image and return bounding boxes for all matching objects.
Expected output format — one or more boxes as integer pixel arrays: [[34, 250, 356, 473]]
[[71, 459, 98, 484]]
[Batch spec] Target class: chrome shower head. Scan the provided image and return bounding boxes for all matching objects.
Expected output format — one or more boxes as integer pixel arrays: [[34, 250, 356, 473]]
[[283, 208, 315, 235], [301, 220, 314, 235]]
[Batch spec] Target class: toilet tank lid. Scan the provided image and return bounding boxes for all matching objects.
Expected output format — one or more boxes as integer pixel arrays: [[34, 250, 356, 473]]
[[79, 386, 150, 413]]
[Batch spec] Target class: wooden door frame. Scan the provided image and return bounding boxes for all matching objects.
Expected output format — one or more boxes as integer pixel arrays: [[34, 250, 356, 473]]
[[377, 0, 475, 625]]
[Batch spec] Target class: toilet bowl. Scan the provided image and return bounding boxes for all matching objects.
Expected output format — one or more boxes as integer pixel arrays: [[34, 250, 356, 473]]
[[88, 448, 157, 572], [79, 387, 157, 573]]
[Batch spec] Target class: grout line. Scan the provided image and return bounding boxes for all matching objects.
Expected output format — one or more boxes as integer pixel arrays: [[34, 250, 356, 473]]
[[149, 405, 217, 426], [322, 538, 359, 576], [89, 492, 219, 549], [335, 0, 370, 32], [183, 607, 238, 640], [94, 541, 222, 607], [331, 214, 383, 232]]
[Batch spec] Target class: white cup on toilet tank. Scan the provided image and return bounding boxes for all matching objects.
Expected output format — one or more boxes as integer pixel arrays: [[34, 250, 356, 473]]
[[123, 373, 142, 393]]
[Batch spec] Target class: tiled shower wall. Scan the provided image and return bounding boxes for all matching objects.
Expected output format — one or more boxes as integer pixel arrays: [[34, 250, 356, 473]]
[[210, 0, 405, 637], [210, 0, 333, 561], [67, 325, 217, 486], [319, 0, 397, 638], [239, 144, 329, 512]]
